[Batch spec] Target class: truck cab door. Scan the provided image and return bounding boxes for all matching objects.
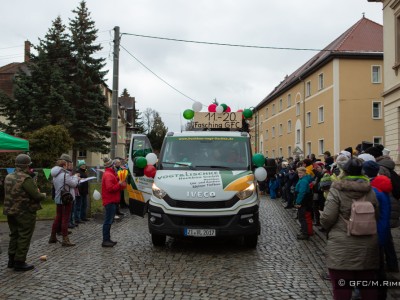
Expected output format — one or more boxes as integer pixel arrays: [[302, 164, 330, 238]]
[[127, 134, 155, 217]]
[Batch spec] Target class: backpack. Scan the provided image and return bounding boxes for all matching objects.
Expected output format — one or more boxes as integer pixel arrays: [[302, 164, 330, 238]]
[[341, 196, 377, 236]]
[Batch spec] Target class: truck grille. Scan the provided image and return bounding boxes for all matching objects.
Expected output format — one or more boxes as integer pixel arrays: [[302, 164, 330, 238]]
[[163, 195, 240, 209]]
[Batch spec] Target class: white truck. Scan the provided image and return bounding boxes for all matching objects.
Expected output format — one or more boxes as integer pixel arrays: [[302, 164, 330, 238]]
[[147, 130, 260, 247]]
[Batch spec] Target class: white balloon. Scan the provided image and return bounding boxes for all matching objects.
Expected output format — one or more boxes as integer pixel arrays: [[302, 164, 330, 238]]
[[216, 105, 224, 113], [192, 101, 203, 112], [254, 167, 267, 181], [146, 153, 158, 165], [93, 189, 101, 201]]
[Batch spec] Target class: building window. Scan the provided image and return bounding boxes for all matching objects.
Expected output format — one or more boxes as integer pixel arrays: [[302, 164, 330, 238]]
[[265, 150, 268, 157], [272, 126, 275, 138], [318, 73, 324, 90], [265, 130, 268, 140], [307, 142, 312, 156], [279, 148, 283, 157], [279, 123, 283, 136], [296, 102, 300, 116], [372, 101, 382, 119], [287, 120, 292, 132], [272, 150, 275, 158], [78, 150, 87, 157], [288, 146, 292, 157], [372, 65, 382, 83], [287, 94, 292, 107], [373, 136, 383, 145], [279, 99, 283, 111], [272, 104, 275, 115], [265, 107, 268, 118], [306, 112, 311, 127], [318, 106, 324, 123], [318, 139, 324, 155], [296, 129, 301, 144], [306, 81, 311, 97]]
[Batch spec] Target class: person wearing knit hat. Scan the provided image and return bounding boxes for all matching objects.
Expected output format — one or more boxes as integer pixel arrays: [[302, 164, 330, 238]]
[[362, 161, 380, 179], [101, 157, 126, 247], [358, 153, 376, 163], [103, 157, 114, 168], [75, 160, 89, 224], [320, 157, 380, 299]]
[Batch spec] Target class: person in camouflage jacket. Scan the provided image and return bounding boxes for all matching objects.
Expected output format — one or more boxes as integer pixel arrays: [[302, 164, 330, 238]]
[[3, 154, 45, 271]]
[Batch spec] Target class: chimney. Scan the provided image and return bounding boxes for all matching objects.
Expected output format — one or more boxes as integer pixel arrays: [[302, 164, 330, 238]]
[[24, 40, 31, 63]]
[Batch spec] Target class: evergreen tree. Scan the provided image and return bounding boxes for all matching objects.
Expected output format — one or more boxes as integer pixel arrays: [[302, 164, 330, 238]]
[[147, 112, 168, 151], [68, 0, 110, 162], [0, 16, 74, 133]]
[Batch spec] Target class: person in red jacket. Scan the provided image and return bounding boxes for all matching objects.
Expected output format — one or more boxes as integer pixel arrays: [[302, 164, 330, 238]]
[[101, 157, 126, 247]]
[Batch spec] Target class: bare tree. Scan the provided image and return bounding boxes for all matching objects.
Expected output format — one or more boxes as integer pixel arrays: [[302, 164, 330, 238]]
[[142, 108, 157, 134]]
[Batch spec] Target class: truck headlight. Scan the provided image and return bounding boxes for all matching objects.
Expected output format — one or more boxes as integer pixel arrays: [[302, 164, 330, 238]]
[[236, 183, 255, 200], [152, 183, 166, 199]]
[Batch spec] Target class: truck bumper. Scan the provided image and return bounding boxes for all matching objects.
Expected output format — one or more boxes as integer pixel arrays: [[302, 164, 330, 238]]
[[148, 204, 260, 238]]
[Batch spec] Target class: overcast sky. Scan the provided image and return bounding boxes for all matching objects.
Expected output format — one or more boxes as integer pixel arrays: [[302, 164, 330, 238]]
[[1, 0, 383, 132]]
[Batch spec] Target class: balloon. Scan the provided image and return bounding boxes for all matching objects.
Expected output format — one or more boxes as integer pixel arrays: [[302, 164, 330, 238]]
[[93, 189, 101, 201], [243, 108, 253, 119], [146, 153, 158, 165], [221, 103, 227, 111], [252, 153, 265, 167], [226, 106, 231, 112], [183, 109, 194, 120], [216, 105, 224, 113], [135, 157, 147, 168], [144, 165, 157, 178], [254, 167, 267, 181], [208, 104, 217, 112], [237, 109, 244, 119], [192, 101, 203, 112]]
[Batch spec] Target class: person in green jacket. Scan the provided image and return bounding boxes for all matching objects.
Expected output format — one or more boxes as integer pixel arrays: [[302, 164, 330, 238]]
[[3, 154, 46, 271]]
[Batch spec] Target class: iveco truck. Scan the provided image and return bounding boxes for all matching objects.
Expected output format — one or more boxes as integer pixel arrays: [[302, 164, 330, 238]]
[[148, 130, 260, 247]]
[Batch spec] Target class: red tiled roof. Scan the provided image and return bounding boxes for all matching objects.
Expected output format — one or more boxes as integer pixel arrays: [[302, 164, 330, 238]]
[[257, 17, 383, 108]]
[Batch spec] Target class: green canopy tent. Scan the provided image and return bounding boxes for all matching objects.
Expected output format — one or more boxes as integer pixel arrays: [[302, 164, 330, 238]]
[[0, 132, 29, 152]]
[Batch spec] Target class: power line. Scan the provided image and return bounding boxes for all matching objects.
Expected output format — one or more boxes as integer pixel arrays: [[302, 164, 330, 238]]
[[121, 32, 326, 52], [120, 44, 198, 103]]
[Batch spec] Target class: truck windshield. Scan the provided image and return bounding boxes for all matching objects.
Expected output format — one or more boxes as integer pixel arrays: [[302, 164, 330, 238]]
[[159, 136, 250, 170]]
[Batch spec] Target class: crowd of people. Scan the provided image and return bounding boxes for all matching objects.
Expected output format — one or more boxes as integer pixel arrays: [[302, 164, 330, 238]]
[[260, 144, 400, 299], [3, 153, 128, 271]]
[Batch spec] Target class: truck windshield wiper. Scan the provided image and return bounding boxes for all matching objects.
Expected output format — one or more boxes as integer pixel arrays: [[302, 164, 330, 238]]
[[195, 165, 232, 170], [161, 161, 196, 170]]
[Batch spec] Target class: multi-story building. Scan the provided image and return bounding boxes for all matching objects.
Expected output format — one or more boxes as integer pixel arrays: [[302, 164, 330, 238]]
[[368, 0, 400, 167], [252, 17, 384, 160]]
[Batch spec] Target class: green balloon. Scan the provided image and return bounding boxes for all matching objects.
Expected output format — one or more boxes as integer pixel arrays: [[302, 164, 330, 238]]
[[252, 153, 265, 167], [135, 157, 147, 168], [243, 108, 253, 119], [183, 109, 195, 120], [221, 103, 228, 111]]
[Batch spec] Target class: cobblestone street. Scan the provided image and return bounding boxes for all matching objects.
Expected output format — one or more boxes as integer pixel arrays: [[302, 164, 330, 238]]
[[1, 197, 400, 299]]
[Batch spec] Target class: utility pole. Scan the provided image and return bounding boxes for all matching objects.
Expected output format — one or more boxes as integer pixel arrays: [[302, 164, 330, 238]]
[[111, 26, 120, 159]]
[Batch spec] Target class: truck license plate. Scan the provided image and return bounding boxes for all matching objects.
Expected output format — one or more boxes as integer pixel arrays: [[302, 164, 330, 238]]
[[184, 229, 216, 237]]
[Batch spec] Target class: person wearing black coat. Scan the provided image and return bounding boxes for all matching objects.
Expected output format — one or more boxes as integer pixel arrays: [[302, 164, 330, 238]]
[[76, 161, 89, 222]]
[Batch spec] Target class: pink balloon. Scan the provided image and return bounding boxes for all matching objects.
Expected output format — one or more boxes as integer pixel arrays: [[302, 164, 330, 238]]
[[144, 165, 157, 178], [208, 104, 217, 112], [226, 106, 231, 112]]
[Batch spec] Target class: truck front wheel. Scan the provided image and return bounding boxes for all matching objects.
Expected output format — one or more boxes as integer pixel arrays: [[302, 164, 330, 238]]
[[151, 233, 166, 246], [243, 234, 258, 248]]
